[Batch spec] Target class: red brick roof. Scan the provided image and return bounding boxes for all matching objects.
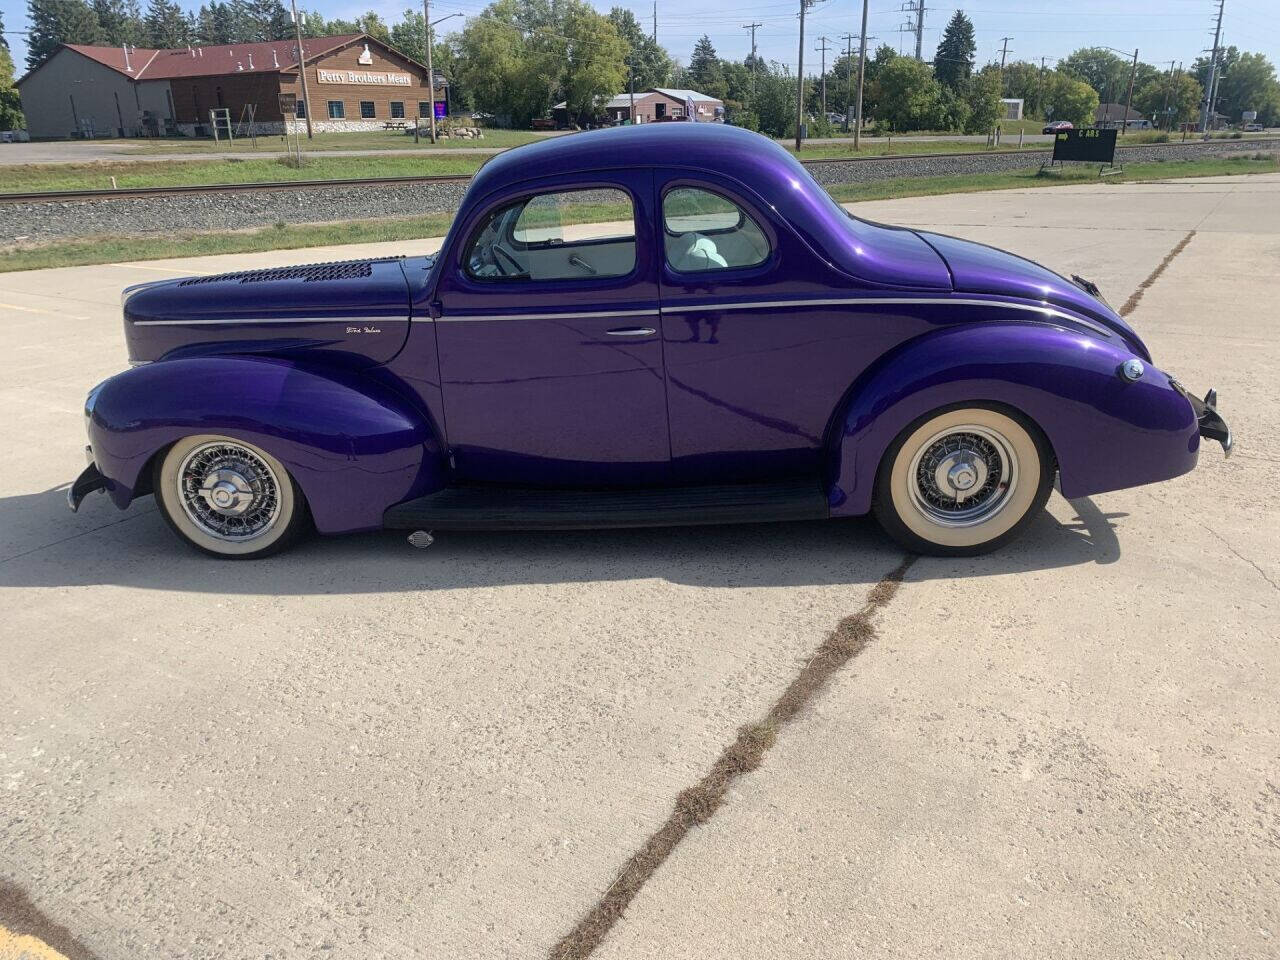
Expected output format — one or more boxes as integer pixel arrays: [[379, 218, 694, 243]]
[[62, 34, 364, 80]]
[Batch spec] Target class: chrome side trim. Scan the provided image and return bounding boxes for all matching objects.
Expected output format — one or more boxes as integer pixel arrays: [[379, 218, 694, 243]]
[[428, 308, 659, 324], [130, 315, 406, 327], [658, 296, 1114, 337]]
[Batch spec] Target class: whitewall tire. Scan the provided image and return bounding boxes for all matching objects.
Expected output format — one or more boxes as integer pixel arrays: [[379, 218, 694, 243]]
[[872, 405, 1054, 556], [154, 434, 311, 559]]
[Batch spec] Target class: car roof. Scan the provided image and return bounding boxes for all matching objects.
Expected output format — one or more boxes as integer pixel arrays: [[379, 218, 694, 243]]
[[469, 123, 798, 196]]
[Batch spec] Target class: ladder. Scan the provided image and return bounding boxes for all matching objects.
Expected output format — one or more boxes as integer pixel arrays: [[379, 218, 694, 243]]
[[209, 108, 233, 144]]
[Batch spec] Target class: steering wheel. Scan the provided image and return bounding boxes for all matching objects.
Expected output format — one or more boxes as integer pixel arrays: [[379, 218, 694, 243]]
[[493, 244, 524, 276]]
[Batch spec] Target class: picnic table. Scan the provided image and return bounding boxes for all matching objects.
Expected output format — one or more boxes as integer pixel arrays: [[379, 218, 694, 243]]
[[382, 121, 409, 130]]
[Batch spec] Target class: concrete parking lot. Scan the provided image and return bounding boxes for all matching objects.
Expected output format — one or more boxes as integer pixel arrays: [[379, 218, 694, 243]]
[[2, 175, 1277, 959]]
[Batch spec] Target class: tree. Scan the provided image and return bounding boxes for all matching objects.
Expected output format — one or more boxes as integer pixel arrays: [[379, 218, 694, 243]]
[[1134, 72, 1202, 129], [687, 34, 725, 99], [25, 0, 103, 69], [194, 1, 235, 42], [1042, 72, 1098, 126], [933, 10, 974, 91], [878, 55, 943, 130], [751, 61, 796, 138], [963, 62, 1001, 133], [1002, 60, 1047, 116], [1217, 51, 1280, 125], [860, 43, 897, 120], [561, 0, 627, 121], [1059, 47, 1128, 103], [607, 8, 670, 90], [143, 0, 190, 45], [92, 0, 144, 45], [0, 20, 25, 130]]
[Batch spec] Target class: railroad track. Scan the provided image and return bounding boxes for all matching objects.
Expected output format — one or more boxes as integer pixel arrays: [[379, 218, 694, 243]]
[[0, 149, 1050, 204], [2, 138, 1275, 204]]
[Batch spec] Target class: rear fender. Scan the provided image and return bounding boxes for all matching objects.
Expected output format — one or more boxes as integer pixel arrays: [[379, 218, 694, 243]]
[[827, 323, 1199, 515], [87, 357, 446, 534]]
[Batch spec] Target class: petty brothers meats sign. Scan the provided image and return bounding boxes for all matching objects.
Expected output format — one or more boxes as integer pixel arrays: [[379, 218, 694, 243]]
[[316, 69, 413, 86]]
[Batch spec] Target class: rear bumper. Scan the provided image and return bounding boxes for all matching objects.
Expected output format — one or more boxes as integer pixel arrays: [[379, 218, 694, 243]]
[[1173, 381, 1233, 457]]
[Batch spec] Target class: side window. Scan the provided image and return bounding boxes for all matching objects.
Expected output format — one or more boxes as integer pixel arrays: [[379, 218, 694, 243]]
[[465, 188, 636, 282], [663, 187, 770, 273], [360, 100, 376, 119]]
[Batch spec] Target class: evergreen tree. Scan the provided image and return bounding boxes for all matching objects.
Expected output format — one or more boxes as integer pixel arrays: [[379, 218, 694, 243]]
[[93, 0, 144, 45], [0, 13, 25, 130], [687, 34, 725, 98], [26, 0, 103, 68], [143, 0, 190, 46], [0, 9, 9, 49], [933, 9, 974, 91]]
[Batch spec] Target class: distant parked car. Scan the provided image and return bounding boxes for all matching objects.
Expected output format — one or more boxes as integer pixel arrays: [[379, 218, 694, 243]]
[[825, 112, 846, 125], [1042, 120, 1073, 134], [1243, 122, 1263, 132]]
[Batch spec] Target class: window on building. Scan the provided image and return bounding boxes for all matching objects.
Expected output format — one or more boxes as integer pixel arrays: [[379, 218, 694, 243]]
[[418, 101, 431, 118], [465, 188, 636, 282], [327, 100, 345, 119], [662, 187, 770, 273], [295, 99, 306, 119], [390, 101, 405, 119], [360, 101, 376, 119]]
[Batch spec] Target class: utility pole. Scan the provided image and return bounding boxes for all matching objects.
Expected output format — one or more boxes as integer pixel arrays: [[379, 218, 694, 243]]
[[423, 0, 437, 142], [1037, 55, 1047, 118], [652, 1, 657, 43], [1160, 59, 1175, 129], [854, 0, 869, 147], [903, 0, 924, 61], [1121, 47, 1138, 137], [840, 32, 855, 130], [289, 0, 313, 138], [815, 36, 831, 116], [795, 0, 812, 150], [743, 22, 761, 105], [1200, 0, 1224, 134], [998, 37, 1008, 100]]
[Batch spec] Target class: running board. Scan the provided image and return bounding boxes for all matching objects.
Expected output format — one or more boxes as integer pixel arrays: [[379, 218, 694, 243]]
[[383, 480, 829, 531]]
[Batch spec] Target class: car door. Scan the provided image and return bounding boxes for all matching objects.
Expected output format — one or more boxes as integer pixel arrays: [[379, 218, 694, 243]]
[[432, 170, 670, 486], [656, 175, 907, 484]]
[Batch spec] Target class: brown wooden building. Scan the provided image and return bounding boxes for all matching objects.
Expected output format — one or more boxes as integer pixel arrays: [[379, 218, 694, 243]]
[[17, 33, 442, 138]]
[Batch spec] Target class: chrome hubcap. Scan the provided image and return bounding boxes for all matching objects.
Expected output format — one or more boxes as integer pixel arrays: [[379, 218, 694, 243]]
[[907, 425, 1018, 527], [178, 442, 281, 542]]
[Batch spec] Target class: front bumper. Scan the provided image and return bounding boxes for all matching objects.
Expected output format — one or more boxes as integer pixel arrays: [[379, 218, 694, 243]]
[[68, 458, 107, 512], [1173, 381, 1233, 457]]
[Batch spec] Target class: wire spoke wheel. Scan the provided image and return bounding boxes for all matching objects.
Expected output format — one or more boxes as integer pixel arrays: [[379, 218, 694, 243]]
[[156, 434, 308, 559], [178, 441, 282, 542], [906, 425, 1018, 528], [875, 405, 1052, 556]]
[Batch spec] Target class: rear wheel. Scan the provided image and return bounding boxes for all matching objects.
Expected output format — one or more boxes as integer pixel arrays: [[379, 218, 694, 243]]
[[154, 435, 311, 559], [872, 405, 1053, 556]]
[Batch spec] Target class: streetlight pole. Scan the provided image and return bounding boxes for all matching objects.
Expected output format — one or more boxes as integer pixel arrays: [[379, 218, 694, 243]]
[[423, 0, 437, 142], [1121, 47, 1138, 137], [289, 0, 313, 139]]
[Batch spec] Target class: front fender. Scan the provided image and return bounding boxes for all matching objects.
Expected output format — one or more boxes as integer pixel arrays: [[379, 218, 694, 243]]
[[828, 323, 1199, 516], [87, 357, 445, 533]]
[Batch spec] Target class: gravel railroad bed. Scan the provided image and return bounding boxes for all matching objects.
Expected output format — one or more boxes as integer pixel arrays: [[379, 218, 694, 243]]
[[5, 138, 1278, 244]]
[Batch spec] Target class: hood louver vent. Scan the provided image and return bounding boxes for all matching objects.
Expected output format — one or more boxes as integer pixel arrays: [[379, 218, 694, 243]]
[[178, 260, 379, 286]]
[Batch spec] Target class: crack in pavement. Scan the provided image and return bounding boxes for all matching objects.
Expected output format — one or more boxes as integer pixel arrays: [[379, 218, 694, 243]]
[[1118, 230, 1196, 317], [547, 555, 918, 960]]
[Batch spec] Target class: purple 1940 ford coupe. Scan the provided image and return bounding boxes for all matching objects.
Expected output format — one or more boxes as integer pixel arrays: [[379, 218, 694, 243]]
[[69, 124, 1231, 559]]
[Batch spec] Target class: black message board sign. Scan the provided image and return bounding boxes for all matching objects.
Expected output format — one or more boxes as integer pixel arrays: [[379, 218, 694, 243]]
[[278, 93, 297, 116], [1052, 128, 1117, 163]]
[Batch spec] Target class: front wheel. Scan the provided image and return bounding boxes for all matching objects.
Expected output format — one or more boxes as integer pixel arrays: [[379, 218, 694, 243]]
[[154, 435, 311, 559], [872, 405, 1054, 556]]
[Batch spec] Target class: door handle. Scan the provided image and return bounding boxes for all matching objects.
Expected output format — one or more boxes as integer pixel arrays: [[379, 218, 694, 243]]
[[605, 327, 657, 337]]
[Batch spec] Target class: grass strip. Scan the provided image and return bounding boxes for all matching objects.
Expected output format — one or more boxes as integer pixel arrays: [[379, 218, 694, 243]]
[[3, 155, 1276, 274]]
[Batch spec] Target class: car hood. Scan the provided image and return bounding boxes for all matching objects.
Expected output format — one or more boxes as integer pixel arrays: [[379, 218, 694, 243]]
[[917, 231, 1150, 359], [122, 256, 421, 366]]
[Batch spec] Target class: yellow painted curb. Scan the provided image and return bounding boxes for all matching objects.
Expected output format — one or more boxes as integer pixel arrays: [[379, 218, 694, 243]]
[[0, 924, 71, 960]]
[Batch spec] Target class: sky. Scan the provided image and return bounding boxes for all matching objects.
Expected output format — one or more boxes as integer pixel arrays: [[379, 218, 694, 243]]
[[3, 0, 1278, 83]]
